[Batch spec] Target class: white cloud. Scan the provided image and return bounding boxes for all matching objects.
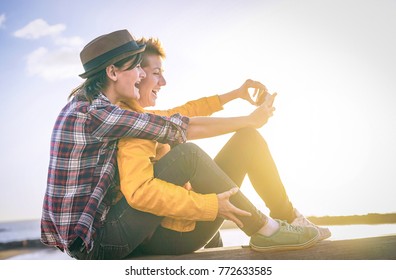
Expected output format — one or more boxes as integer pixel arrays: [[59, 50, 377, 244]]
[[14, 18, 65, 39], [0, 14, 5, 28], [14, 19, 85, 80], [26, 47, 83, 81]]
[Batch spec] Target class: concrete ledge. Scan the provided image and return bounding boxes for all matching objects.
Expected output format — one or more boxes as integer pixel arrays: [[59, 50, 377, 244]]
[[128, 235, 396, 260]]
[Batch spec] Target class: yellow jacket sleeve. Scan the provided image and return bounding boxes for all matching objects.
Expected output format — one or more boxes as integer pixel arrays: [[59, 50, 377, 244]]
[[149, 95, 223, 117], [117, 138, 218, 222]]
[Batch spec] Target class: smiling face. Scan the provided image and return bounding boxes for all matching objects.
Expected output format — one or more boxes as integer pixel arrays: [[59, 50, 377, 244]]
[[111, 61, 146, 104], [137, 54, 167, 108]]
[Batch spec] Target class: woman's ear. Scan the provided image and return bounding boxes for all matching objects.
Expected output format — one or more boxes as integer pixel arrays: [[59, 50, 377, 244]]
[[106, 65, 117, 81]]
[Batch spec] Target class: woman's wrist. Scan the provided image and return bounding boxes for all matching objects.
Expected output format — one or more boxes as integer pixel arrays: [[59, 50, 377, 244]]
[[218, 89, 239, 106]]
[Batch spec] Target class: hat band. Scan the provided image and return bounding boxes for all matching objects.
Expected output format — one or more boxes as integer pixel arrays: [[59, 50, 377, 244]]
[[83, 41, 143, 72]]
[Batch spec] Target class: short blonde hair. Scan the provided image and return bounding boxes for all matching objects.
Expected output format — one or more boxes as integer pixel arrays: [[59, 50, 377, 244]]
[[137, 37, 166, 67]]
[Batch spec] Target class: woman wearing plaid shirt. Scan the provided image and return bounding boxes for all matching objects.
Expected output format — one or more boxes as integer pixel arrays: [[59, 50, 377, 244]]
[[40, 30, 192, 256]]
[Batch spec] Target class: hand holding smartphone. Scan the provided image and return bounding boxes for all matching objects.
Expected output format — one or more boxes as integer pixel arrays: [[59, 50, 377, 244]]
[[265, 92, 277, 107], [255, 91, 277, 107]]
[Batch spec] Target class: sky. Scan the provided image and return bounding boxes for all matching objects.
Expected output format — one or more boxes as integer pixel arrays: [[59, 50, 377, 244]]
[[0, 0, 395, 222]]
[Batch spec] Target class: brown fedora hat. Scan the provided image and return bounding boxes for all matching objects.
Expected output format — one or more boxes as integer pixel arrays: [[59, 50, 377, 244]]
[[79, 29, 146, 79]]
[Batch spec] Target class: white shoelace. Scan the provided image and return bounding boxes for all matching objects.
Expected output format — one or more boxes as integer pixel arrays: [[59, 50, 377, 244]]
[[279, 220, 304, 233]]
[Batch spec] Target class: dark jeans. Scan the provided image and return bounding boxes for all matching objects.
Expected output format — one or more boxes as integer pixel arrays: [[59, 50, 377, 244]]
[[76, 128, 294, 259], [214, 128, 294, 221]]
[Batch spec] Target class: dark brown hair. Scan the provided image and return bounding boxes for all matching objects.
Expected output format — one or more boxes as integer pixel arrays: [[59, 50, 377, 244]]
[[69, 53, 142, 102]]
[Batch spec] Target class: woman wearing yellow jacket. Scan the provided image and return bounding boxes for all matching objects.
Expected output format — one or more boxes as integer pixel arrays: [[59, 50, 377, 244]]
[[130, 38, 330, 243]]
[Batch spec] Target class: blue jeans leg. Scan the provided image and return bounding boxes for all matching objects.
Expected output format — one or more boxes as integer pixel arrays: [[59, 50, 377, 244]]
[[138, 143, 267, 255]]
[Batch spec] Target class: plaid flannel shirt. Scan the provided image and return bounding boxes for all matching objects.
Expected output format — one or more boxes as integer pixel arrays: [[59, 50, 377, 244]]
[[41, 93, 189, 252]]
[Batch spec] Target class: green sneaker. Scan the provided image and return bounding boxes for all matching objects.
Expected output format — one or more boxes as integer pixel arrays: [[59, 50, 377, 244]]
[[249, 220, 319, 252], [291, 208, 331, 241]]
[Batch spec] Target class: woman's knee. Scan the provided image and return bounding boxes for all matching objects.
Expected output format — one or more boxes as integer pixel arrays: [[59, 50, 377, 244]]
[[176, 142, 204, 154], [234, 127, 267, 146]]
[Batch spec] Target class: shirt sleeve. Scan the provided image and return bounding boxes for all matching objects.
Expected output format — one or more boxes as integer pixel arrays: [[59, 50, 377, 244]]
[[149, 95, 223, 117], [87, 103, 189, 145]]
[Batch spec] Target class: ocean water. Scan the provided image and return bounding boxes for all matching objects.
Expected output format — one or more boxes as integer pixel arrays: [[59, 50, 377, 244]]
[[1, 220, 396, 260], [0, 219, 41, 243], [0, 219, 71, 260]]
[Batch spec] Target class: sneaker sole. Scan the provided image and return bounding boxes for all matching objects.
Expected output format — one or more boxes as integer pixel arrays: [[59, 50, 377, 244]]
[[249, 232, 319, 252]]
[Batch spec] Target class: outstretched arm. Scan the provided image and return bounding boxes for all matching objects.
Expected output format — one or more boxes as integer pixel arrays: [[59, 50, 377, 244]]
[[186, 93, 277, 140]]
